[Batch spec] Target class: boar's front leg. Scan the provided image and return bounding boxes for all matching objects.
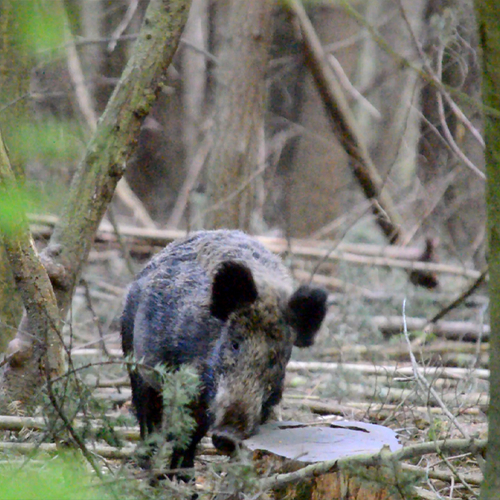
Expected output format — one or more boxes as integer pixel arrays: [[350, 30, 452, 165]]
[[169, 394, 211, 478]]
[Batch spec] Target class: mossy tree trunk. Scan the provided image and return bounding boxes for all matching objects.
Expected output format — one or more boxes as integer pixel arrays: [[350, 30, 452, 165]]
[[477, 0, 500, 497], [0, 131, 64, 411], [205, 0, 274, 231], [0, 1, 30, 352], [0, 0, 192, 413]]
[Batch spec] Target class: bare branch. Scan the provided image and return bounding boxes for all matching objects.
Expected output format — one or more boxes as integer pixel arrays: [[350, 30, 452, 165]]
[[108, 0, 140, 53]]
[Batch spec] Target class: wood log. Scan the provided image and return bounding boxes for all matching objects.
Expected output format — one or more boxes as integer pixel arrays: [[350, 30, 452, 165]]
[[246, 420, 403, 500], [373, 316, 489, 341], [317, 340, 489, 361], [252, 450, 401, 500], [286, 360, 489, 380]]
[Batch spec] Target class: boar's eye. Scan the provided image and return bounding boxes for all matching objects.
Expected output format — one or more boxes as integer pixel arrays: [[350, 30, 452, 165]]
[[231, 340, 240, 353]]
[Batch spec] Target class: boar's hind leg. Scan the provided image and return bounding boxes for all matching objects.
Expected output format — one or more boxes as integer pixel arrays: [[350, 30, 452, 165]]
[[130, 371, 163, 439], [129, 372, 164, 475]]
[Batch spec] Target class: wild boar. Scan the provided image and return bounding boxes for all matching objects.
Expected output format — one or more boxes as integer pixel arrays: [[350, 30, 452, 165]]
[[121, 230, 327, 472]]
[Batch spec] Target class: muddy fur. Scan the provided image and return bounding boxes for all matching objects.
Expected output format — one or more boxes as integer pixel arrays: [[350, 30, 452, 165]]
[[121, 229, 328, 473]]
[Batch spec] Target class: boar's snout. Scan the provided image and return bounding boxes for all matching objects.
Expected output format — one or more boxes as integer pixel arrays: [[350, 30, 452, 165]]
[[212, 429, 241, 455], [212, 390, 262, 455]]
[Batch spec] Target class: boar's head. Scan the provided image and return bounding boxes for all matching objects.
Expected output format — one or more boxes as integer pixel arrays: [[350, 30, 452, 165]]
[[207, 261, 327, 454]]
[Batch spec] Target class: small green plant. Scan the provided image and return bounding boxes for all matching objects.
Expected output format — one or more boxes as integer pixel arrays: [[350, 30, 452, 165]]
[[159, 364, 201, 451], [427, 418, 448, 441], [131, 363, 202, 473]]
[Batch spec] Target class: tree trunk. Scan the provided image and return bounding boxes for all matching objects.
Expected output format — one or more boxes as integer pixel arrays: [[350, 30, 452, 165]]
[[253, 450, 401, 500], [0, 0, 192, 412], [0, 131, 64, 412], [204, 0, 274, 231], [0, 1, 29, 352], [477, 0, 500, 497]]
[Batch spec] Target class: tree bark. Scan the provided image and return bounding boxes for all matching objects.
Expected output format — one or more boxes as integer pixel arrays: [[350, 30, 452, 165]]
[[204, 0, 274, 231], [0, 0, 192, 412], [477, 0, 500, 497], [0, 132, 64, 412], [0, 1, 29, 352]]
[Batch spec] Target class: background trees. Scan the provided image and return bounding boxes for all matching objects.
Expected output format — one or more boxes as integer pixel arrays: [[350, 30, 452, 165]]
[[1, 0, 485, 252]]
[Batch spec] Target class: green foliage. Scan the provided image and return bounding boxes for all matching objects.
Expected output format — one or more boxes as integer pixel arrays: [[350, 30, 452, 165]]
[[0, 183, 67, 237], [0, 453, 111, 500], [426, 418, 448, 442], [10, 120, 82, 165], [41, 368, 124, 450], [159, 364, 201, 451], [0, 118, 81, 232], [127, 362, 202, 472], [217, 454, 259, 493], [1, 3, 81, 219], [94, 417, 123, 449], [11, 1, 65, 55]]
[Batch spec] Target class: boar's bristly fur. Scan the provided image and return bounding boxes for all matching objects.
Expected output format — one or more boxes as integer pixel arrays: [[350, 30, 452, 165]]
[[121, 230, 328, 475]]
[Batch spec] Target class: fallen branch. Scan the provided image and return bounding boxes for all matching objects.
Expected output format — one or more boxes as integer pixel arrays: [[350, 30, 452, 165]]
[[373, 316, 489, 341], [66, 348, 489, 381], [402, 463, 482, 486], [295, 400, 484, 418], [0, 415, 140, 441], [317, 340, 489, 361], [29, 216, 481, 280], [286, 360, 489, 381]]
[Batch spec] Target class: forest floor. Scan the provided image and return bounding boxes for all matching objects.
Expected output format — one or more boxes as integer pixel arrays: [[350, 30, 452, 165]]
[[0, 222, 488, 499]]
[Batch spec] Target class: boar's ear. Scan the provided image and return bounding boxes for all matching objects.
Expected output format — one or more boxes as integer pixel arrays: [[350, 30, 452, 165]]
[[286, 285, 328, 347], [210, 261, 259, 321]]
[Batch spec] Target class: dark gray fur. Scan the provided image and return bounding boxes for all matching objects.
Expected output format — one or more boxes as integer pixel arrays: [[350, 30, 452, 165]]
[[121, 230, 328, 473]]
